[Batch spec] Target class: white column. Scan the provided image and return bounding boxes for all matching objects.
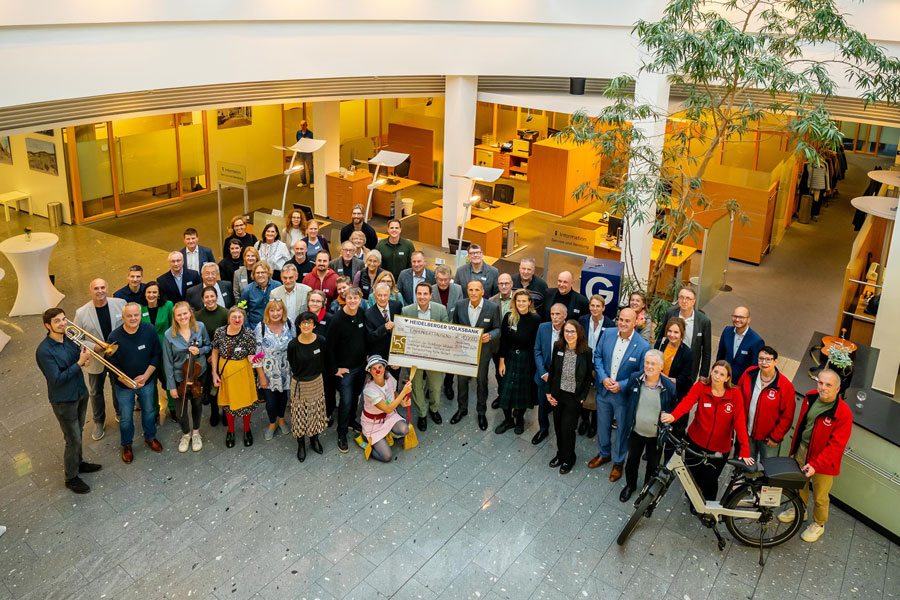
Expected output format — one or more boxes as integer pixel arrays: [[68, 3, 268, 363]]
[[312, 101, 340, 217], [441, 75, 478, 246], [870, 220, 899, 394], [623, 71, 670, 282]]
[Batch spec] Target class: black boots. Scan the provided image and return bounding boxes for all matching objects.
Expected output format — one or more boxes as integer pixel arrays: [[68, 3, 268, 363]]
[[297, 437, 306, 462]]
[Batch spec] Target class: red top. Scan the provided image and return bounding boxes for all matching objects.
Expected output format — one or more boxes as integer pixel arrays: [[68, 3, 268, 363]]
[[302, 269, 339, 303], [789, 391, 852, 476], [670, 382, 750, 457], [737, 367, 796, 442]]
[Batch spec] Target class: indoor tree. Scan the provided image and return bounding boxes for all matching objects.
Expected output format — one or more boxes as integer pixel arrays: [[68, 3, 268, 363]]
[[561, 0, 900, 315]]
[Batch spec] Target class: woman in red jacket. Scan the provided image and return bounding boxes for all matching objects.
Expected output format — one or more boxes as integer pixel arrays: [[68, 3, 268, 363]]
[[661, 360, 754, 503]]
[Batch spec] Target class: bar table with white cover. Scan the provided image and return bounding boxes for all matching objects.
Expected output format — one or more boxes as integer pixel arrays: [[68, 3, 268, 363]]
[[0, 232, 65, 316]]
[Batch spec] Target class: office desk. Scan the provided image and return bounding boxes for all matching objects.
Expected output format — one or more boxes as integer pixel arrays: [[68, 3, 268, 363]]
[[593, 229, 696, 288], [433, 199, 532, 257], [418, 207, 444, 247], [373, 177, 419, 218], [326, 171, 371, 222], [474, 144, 530, 180], [418, 207, 503, 257]]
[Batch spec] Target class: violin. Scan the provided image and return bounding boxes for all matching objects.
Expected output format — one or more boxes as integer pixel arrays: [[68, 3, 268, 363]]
[[178, 356, 203, 399]]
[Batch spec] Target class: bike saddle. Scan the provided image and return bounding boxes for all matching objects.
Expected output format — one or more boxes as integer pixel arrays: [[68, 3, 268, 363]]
[[727, 459, 760, 473]]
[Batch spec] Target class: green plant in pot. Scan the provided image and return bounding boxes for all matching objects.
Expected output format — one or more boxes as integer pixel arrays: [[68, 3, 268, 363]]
[[825, 344, 854, 395]]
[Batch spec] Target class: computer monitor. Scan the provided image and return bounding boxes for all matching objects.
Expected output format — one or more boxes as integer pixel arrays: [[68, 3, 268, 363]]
[[473, 183, 493, 205], [607, 216, 624, 247], [448, 238, 472, 254], [292, 203, 315, 222]]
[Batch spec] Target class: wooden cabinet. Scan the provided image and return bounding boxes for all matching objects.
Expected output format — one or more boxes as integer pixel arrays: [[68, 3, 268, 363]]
[[326, 171, 370, 223], [388, 123, 435, 186], [528, 138, 606, 216]]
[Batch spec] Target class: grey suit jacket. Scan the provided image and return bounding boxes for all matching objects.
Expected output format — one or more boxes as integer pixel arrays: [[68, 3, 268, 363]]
[[329, 256, 364, 282], [432, 283, 463, 320], [664, 305, 712, 381], [454, 262, 499, 298], [269, 282, 312, 322], [74, 298, 127, 375], [398, 267, 436, 306], [401, 301, 449, 324]]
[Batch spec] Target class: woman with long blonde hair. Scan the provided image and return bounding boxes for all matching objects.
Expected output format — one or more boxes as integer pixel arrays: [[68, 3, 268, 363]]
[[163, 301, 212, 452]]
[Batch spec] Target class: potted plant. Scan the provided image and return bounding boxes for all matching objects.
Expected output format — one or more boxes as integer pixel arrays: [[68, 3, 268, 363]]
[[825, 343, 854, 395]]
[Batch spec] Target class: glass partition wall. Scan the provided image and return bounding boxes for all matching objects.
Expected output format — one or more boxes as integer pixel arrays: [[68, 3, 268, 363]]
[[65, 112, 210, 222]]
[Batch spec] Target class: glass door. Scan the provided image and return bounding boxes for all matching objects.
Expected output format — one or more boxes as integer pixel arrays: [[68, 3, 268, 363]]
[[110, 114, 180, 213], [66, 123, 117, 220], [177, 111, 209, 195]]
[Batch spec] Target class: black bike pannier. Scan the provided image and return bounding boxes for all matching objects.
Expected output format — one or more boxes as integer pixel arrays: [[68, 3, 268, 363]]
[[760, 457, 806, 490]]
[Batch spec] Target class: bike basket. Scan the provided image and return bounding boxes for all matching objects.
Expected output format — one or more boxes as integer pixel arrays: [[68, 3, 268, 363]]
[[760, 456, 806, 490]]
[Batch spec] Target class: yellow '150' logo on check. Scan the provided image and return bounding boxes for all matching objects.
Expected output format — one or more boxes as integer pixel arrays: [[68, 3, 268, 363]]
[[391, 336, 407, 354]]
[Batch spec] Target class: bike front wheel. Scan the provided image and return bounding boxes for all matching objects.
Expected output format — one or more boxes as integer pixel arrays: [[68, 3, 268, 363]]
[[617, 481, 662, 546], [722, 482, 804, 548]]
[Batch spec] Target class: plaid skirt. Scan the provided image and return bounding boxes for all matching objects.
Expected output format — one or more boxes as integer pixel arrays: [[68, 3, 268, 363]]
[[290, 376, 327, 438], [500, 349, 536, 410]]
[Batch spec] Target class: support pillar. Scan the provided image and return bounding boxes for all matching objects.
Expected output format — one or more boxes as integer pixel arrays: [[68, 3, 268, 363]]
[[441, 76, 478, 247], [312, 101, 340, 217], [871, 221, 899, 394], [623, 71, 670, 284]]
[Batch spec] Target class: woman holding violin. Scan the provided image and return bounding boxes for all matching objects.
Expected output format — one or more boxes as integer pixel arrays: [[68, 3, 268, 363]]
[[163, 301, 212, 452]]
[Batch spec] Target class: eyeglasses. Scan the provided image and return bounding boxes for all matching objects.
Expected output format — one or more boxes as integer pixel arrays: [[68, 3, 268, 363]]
[[758, 356, 774, 363], [564, 330, 577, 336]]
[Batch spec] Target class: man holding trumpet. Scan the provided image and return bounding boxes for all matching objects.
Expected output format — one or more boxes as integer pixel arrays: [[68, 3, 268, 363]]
[[36, 308, 102, 494]]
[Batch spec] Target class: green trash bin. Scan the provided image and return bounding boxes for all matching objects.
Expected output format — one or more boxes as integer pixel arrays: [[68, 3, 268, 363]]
[[47, 201, 63, 228]]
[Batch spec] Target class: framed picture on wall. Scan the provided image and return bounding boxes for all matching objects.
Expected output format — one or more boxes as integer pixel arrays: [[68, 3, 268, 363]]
[[25, 137, 58, 176], [216, 107, 253, 129], [0, 137, 11, 166]]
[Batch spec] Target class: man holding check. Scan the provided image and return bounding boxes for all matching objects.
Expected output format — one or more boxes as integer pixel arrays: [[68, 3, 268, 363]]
[[401, 281, 449, 432]]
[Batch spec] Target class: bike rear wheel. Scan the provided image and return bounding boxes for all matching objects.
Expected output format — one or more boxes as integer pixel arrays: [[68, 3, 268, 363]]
[[723, 483, 804, 548], [617, 481, 662, 546]]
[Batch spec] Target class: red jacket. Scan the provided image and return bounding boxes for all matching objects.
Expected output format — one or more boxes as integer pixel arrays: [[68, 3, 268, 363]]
[[789, 391, 852, 476], [671, 382, 750, 458], [737, 367, 796, 442], [302, 269, 339, 303]]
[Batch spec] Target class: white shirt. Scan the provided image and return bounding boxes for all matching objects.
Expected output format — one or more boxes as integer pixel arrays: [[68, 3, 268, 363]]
[[213, 283, 226, 308], [588, 318, 604, 350], [733, 328, 746, 359], [551, 325, 562, 348], [185, 248, 200, 273], [281, 286, 299, 321], [680, 309, 695, 345], [467, 299, 483, 326], [748, 375, 765, 435], [610, 330, 634, 381], [417, 304, 431, 320]]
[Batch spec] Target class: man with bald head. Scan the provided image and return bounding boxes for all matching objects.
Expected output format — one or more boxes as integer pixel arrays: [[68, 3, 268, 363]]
[[452, 279, 501, 430], [716, 305, 764, 381], [74, 278, 127, 440], [157, 251, 201, 304], [589, 307, 650, 481], [543, 271, 589, 322]]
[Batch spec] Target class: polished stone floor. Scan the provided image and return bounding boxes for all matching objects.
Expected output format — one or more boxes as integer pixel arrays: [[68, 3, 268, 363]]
[[1, 159, 898, 599]]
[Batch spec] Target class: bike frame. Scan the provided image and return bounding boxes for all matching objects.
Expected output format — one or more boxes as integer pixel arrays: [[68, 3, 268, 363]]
[[664, 450, 761, 522]]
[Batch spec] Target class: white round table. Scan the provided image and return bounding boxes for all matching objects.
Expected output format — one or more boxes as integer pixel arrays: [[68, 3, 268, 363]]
[[851, 195, 898, 220], [867, 170, 900, 190], [0, 268, 9, 351], [0, 232, 65, 317]]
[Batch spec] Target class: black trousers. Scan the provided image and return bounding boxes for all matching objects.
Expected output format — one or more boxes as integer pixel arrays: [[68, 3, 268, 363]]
[[492, 353, 503, 399], [51, 393, 88, 481], [177, 392, 204, 434], [552, 390, 581, 465], [458, 354, 491, 415], [624, 432, 661, 489], [687, 439, 727, 501]]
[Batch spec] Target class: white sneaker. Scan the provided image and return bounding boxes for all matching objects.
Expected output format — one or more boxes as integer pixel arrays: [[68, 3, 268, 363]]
[[191, 433, 202, 452], [777, 507, 796, 523], [801, 523, 825, 543], [178, 434, 191, 453]]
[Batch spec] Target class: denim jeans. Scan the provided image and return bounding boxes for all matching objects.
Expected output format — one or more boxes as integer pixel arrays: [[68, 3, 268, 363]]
[[336, 365, 364, 437], [114, 384, 157, 446], [749, 437, 781, 462], [50, 393, 89, 481], [263, 388, 289, 424]]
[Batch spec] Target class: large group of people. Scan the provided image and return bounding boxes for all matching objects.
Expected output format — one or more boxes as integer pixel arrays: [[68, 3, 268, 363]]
[[34, 205, 852, 544]]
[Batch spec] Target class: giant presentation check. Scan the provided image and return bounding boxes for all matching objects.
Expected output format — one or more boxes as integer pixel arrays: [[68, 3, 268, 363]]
[[388, 316, 483, 377]]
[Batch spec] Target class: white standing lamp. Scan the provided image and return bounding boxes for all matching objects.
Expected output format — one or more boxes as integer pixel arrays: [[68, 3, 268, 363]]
[[451, 166, 504, 257], [275, 138, 327, 216], [357, 150, 410, 222]]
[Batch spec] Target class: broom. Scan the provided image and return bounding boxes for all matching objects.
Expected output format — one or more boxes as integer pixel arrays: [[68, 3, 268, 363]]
[[404, 366, 419, 450]]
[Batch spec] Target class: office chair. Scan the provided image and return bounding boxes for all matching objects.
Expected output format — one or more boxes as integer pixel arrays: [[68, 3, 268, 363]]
[[494, 183, 515, 205], [394, 158, 411, 179]]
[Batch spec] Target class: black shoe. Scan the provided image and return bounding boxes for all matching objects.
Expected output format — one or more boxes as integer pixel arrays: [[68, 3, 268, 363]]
[[430, 410, 442, 425], [549, 456, 561, 468], [78, 461, 102, 474], [478, 415, 488, 431], [210, 409, 220, 427], [338, 436, 349, 453], [531, 429, 549, 445], [225, 432, 236, 448], [297, 438, 306, 463], [444, 385, 454, 401], [577, 421, 588, 436], [327, 416, 334, 429], [559, 463, 573, 475], [450, 410, 468, 425], [310, 435, 323, 454], [587, 425, 597, 439], [350, 421, 362, 433], [491, 398, 501, 410], [417, 417, 428, 432], [243, 430, 253, 447], [65, 476, 90, 494], [494, 419, 514, 434], [514, 418, 525, 435], [619, 485, 636, 503]]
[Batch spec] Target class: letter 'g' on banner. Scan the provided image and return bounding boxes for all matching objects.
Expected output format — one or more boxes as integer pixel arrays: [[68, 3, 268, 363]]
[[580, 258, 623, 321]]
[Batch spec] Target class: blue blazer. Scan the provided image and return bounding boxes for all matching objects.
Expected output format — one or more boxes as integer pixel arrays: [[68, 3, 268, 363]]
[[181, 246, 216, 268], [623, 374, 677, 434], [156, 268, 202, 304], [533, 322, 558, 386], [593, 328, 650, 402], [716, 326, 764, 382]]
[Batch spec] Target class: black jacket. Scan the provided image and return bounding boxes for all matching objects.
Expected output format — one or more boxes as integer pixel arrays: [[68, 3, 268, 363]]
[[654, 338, 694, 400], [185, 281, 235, 312], [156, 269, 202, 304], [548, 346, 594, 402], [364, 300, 403, 359]]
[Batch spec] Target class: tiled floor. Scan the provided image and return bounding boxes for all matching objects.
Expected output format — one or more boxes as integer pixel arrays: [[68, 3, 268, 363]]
[[0, 157, 898, 599]]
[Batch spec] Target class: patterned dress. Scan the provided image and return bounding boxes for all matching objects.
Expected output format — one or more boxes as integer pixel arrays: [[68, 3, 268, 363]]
[[213, 327, 258, 416], [253, 321, 295, 392]]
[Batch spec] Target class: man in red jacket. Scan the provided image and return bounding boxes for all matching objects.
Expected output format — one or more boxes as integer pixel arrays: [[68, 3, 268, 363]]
[[302, 250, 339, 304], [778, 368, 852, 543], [736, 346, 796, 461]]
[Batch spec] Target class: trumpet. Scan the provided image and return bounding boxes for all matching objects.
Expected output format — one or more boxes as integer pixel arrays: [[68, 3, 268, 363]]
[[65, 320, 139, 389]]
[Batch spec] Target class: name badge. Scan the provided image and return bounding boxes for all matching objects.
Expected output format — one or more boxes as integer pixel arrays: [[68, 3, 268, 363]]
[[323, 288, 330, 293], [703, 403, 712, 408], [510, 325, 517, 332], [320, 321, 326, 326], [628, 356, 637, 362], [480, 276, 487, 281], [741, 350, 748, 355], [398, 251, 405, 256], [313, 348, 321, 354], [358, 323, 364, 328], [557, 351, 564, 356], [484, 318, 491, 323], [138, 345, 146, 350], [573, 308, 581, 314], [697, 332, 703, 336]]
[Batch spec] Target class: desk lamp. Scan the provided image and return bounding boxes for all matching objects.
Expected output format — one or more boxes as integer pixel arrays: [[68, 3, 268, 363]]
[[274, 138, 327, 216], [354, 150, 410, 222], [451, 166, 504, 260]]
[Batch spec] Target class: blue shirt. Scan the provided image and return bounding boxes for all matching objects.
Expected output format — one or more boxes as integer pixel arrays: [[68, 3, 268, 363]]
[[240, 280, 282, 328], [35, 335, 88, 403], [107, 323, 162, 389], [113, 283, 147, 305]]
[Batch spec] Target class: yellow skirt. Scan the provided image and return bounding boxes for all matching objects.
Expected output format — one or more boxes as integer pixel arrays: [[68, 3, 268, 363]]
[[217, 358, 257, 414]]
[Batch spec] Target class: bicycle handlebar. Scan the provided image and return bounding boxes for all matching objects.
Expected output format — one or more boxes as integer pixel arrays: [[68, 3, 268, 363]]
[[658, 424, 723, 461]]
